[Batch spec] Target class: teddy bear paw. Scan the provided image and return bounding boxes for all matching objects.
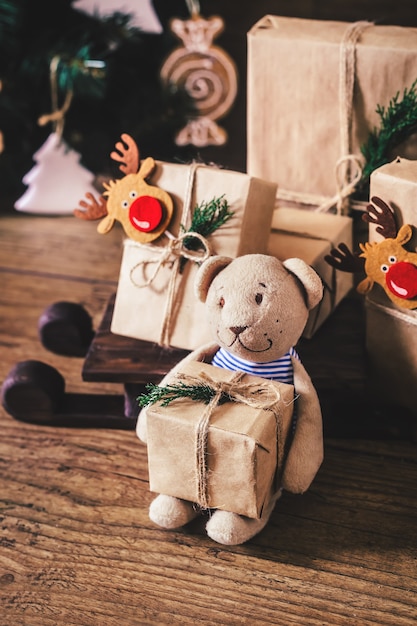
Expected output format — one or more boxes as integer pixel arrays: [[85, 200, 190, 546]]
[[206, 510, 271, 545], [149, 494, 199, 529]]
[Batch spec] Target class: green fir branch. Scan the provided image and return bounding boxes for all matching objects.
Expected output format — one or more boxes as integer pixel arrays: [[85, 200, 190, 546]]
[[181, 194, 234, 253], [361, 79, 417, 183], [138, 381, 217, 408]]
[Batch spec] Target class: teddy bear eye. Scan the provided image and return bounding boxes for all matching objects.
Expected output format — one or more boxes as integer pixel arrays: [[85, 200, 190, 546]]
[[219, 296, 225, 308], [381, 264, 389, 273], [129, 190, 138, 199], [388, 255, 396, 264], [121, 200, 129, 209], [255, 293, 263, 305]]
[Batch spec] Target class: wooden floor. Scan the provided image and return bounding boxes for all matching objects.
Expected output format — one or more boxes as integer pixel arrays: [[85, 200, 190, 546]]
[[0, 207, 416, 625]]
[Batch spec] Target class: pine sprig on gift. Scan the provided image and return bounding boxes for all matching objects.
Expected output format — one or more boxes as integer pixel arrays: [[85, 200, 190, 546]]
[[181, 195, 234, 253], [138, 381, 217, 408], [361, 79, 417, 183]]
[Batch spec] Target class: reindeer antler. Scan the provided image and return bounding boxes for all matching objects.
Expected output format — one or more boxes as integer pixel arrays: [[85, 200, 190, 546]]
[[362, 196, 397, 239], [74, 134, 140, 222], [74, 193, 108, 220], [110, 133, 139, 175], [324, 243, 365, 273]]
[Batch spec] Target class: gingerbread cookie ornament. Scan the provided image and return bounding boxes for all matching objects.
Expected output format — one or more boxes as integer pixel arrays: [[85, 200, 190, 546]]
[[160, 1, 238, 147]]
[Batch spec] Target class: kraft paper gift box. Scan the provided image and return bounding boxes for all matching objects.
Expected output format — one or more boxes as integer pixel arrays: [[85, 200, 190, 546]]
[[110, 161, 277, 350], [247, 15, 417, 212], [369, 157, 417, 249], [365, 159, 417, 420], [267, 208, 353, 337], [365, 290, 417, 420], [146, 361, 294, 519]]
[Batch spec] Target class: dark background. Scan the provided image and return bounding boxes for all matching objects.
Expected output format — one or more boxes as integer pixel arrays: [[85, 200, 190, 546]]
[[154, 0, 417, 173], [2, 0, 417, 199]]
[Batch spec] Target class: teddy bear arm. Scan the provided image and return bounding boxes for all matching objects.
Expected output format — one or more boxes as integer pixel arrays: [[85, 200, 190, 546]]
[[136, 342, 220, 443], [281, 357, 324, 494]]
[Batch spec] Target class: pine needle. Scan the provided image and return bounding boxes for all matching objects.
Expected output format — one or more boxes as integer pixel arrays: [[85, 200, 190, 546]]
[[361, 79, 417, 183], [181, 194, 234, 253], [138, 381, 217, 408]]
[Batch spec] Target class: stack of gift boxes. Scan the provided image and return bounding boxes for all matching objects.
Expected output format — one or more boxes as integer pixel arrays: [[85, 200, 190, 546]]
[[111, 16, 417, 349], [105, 15, 417, 514], [111, 162, 277, 350], [246, 15, 417, 417]]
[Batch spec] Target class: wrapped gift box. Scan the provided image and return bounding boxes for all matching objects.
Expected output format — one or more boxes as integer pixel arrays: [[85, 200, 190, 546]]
[[146, 361, 294, 519], [247, 15, 417, 209], [365, 158, 417, 420], [369, 157, 417, 249], [111, 161, 277, 350], [267, 207, 353, 337], [365, 290, 417, 419]]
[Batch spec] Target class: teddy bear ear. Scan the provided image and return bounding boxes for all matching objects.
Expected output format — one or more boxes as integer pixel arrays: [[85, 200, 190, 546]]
[[194, 255, 233, 302], [283, 257, 323, 310]]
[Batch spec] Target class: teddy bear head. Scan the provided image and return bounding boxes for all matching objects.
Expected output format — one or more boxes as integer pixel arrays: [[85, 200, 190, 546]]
[[195, 253, 323, 363]]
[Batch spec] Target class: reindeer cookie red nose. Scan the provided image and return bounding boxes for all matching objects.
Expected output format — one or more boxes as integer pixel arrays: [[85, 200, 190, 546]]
[[386, 261, 417, 300], [129, 195, 163, 232]]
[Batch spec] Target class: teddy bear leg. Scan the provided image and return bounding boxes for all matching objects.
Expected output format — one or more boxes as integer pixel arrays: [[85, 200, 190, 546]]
[[205, 510, 269, 545], [205, 491, 281, 545], [149, 494, 200, 529]]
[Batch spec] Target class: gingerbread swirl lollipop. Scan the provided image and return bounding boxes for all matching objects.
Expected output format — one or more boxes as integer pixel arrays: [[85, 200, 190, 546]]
[[161, 9, 238, 147]]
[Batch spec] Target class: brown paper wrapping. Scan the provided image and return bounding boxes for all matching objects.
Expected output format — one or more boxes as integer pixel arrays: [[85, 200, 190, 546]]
[[267, 208, 353, 337], [365, 290, 417, 417], [247, 16, 417, 210], [366, 159, 417, 417], [146, 361, 295, 519], [369, 157, 417, 249], [110, 161, 277, 350]]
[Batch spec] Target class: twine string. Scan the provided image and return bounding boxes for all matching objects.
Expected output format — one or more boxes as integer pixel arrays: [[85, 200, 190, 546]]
[[38, 56, 73, 138], [129, 163, 208, 346], [129, 230, 211, 288], [333, 20, 372, 215], [175, 370, 281, 508], [315, 20, 372, 215], [277, 20, 373, 214], [195, 389, 222, 509], [176, 370, 282, 408], [159, 161, 202, 346], [185, 0, 200, 17], [339, 21, 373, 159], [315, 154, 363, 214]]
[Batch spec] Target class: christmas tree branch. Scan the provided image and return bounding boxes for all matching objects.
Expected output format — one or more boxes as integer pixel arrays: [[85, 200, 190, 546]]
[[181, 194, 234, 252], [361, 79, 417, 183], [138, 381, 218, 408]]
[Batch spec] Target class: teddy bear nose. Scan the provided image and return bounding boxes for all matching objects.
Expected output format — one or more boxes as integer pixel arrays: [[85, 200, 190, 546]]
[[230, 326, 247, 336]]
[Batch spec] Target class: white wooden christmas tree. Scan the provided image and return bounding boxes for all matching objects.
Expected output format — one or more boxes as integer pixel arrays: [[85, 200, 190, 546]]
[[14, 132, 97, 215]]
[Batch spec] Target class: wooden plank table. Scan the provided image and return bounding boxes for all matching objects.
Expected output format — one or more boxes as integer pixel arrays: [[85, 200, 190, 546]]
[[0, 208, 416, 625]]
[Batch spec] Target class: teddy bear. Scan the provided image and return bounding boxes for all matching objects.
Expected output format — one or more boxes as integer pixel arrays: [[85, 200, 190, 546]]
[[137, 253, 324, 545]]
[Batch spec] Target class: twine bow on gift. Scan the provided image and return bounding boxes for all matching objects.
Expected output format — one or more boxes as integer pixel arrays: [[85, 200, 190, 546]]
[[128, 161, 214, 347], [316, 154, 363, 214], [174, 370, 282, 510], [319, 20, 372, 215], [129, 230, 211, 288], [277, 19, 373, 215]]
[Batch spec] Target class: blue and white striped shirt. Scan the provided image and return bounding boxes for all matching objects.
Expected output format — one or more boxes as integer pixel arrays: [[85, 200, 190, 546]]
[[211, 346, 299, 385]]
